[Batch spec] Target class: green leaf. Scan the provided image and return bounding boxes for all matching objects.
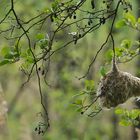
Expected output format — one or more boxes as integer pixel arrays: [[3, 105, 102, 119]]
[[105, 50, 113, 62], [115, 108, 124, 115], [75, 99, 82, 105], [119, 119, 132, 126], [121, 39, 131, 49], [36, 33, 45, 40], [1, 47, 19, 60], [3, 51, 19, 59], [85, 80, 95, 91], [130, 109, 140, 119], [1, 47, 10, 57], [51, 1, 59, 11], [76, 107, 82, 112], [38, 39, 48, 49], [124, 12, 136, 26], [26, 48, 32, 56], [4, 53, 14, 59], [99, 66, 106, 77], [0, 60, 11, 66], [115, 47, 124, 57], [138, 18, 140, 24], [26, 56, 34, 63], [43, 7, 50, 13], [115, 20, 126, 28]]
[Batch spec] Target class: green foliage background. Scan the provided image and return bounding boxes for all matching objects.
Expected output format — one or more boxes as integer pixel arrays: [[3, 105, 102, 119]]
[[0, 0, 140, 140]]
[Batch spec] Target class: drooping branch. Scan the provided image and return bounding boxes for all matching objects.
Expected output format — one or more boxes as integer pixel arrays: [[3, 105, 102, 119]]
[[78, 0, 122, 80]]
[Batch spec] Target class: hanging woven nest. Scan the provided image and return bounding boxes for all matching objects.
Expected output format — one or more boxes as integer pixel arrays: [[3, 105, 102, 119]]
[[97, 62, 140, 109]]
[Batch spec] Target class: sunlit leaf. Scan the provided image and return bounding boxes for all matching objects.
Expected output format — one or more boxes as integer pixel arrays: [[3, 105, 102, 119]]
[[121, 39, 131, 49], [85, 80, 95, 91], [138, 18, 140, 23], [130, 109, 140, 119], [1, 47, 10, 57], [36, 33, 45, 40], [124, 12, 136, 26], [115, 108, 124, 115], [119, 119, 132, 126], [115, 20, 126, 28]]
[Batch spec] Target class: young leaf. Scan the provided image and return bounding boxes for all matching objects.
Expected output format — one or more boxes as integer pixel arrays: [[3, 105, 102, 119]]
[[115, 108, 124, 115], [115, 20, 126, 28], [36, 33, 45, 40], [130, 109, 140, 119], [121, 39, 131, 49], [124, 12, 136, 26], [85, 80, 95, 91], [99, 66, 106, 77], [1, 47, 10, 57], [138, 18, 140, 24], [119, 119, 132, 126]]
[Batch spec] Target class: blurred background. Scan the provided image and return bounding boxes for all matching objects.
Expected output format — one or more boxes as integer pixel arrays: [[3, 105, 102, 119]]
[[0, 0, 140, 140]]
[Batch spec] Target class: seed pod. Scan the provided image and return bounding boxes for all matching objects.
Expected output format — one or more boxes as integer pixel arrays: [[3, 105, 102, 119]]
[[97, 63, 140, 109], [42, 70, 45, 75], [79, 34, 82, 38], [50, 15, 54, 22], [91, 0, 95, 9], [35, 127, 38, 131], [100, 17, 105, 24], [107, 5, 110, 9], [54, 13, 57, 18], [38, 67, 41, 71], [81, 111, 84, 115], [38, 131, 41, 135], [73, 15, 76, 19], [88, 21, 91, 26]]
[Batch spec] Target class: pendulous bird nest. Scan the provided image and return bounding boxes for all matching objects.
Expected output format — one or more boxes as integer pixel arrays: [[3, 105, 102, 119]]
[[97, 63, 140, 109]]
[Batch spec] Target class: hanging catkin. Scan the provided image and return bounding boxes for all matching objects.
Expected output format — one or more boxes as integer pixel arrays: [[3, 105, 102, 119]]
[[97, 62, 140, 109]]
